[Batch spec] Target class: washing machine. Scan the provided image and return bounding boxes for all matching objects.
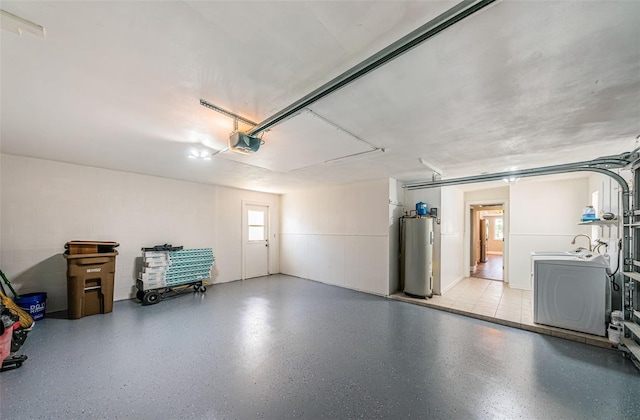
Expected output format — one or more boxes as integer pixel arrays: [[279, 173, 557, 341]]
[[533, 254, 609, 336]]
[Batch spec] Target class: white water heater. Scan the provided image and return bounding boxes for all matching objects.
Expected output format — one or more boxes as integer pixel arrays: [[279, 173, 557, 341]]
[[401, 217, 434, 298]]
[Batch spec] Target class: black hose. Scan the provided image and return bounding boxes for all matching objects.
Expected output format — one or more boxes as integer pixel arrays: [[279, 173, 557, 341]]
[[609, 239, 622, 292], [610, 275, 620, 292]]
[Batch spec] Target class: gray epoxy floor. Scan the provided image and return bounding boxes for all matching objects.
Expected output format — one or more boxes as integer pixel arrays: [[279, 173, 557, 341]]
[[1, 274, 638, 419]]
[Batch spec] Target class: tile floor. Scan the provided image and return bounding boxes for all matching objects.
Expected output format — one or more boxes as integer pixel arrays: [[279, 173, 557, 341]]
[[391, 277, 613, 349], [435, 277, 529, 322]]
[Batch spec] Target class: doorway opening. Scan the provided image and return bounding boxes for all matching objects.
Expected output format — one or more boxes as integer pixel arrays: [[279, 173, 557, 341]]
[[469, 203, 504, 281]]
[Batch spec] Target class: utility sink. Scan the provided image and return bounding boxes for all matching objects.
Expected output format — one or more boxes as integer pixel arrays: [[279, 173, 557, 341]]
[[531, 249, 589, 258], [530, 249, 589, 287]]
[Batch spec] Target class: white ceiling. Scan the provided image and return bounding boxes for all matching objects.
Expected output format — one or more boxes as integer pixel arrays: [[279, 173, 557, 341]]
[[1, 1, 638, 193]]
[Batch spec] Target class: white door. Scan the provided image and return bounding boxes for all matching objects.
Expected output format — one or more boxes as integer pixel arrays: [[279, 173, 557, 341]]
[[244, 203, 269, 279]]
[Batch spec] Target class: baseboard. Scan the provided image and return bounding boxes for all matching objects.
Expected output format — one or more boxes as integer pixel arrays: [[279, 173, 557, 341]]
[[506, 283, 532, 291], [440, 275, 466, 294], [283, 274, 388, 298]]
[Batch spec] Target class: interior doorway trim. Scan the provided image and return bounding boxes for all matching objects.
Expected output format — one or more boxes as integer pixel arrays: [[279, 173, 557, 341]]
[[464, 199, 509, 283], [241, 200, 271, 280]]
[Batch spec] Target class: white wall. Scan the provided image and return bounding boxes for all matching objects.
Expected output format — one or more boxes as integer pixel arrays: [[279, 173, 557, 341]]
[[439, 187, 465, 292], [465, 186, 510, 202], [280, 179, 390, 296], [509, 177, 590, 289], [0, 154, 280, 312]]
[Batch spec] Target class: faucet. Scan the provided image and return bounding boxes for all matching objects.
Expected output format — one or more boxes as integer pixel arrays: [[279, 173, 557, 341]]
[[593, 239, 608, 254], [571, 234, 592, 251]]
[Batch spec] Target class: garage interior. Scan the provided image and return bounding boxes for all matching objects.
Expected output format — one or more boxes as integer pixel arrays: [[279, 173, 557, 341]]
[[1, 1, 639, 418]]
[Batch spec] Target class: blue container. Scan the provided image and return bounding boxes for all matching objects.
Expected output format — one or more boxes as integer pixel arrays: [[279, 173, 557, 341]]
[[416, 202, 428, 216], [581, 205, 598, 222], [15, 292, 47, 321]]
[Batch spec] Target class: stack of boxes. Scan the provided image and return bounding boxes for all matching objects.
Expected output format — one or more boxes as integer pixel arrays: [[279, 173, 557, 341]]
[[138, 248, 214, 291]]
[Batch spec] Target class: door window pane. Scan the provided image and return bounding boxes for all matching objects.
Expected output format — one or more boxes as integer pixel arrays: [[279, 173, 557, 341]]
[[248, 226, 265, 241], [248, 210, 264, 226]]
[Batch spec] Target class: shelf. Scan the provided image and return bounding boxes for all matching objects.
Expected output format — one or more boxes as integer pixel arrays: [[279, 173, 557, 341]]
[[625, 320, 640, 338], [634, 311, 640, 321], [578, 220, 618, 226], [623, 272, 640, 282], [622, 337, 640, 361]]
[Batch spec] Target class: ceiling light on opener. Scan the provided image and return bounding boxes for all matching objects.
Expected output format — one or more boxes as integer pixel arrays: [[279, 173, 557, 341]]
[[503, 177, 520, 184], [187, 149, 212, 160]]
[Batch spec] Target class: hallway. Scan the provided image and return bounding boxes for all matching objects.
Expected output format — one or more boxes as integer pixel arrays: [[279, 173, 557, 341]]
[[471, 254, 503, 281]]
